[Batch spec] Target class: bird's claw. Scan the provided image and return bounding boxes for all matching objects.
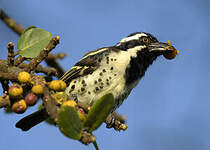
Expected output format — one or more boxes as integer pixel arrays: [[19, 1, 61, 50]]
[[106, 113, 128, 131]]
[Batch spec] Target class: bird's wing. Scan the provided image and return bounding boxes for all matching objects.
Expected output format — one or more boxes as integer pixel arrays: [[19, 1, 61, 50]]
[[60, 47, 120, 85]]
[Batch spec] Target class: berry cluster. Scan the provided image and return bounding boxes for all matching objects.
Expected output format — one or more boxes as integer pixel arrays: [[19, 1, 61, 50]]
[[7, 71, 70, 114]]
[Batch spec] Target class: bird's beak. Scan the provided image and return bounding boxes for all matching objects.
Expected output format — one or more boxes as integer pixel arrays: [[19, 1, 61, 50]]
[[148, 40, 177, 54]]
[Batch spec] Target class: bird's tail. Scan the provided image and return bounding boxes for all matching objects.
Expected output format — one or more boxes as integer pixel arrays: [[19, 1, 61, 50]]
[[16, 108, 49, 131]]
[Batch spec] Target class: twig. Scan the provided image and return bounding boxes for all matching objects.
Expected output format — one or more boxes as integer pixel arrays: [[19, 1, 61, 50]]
[[42, 87, 59, 121], [112, 111, 126, 123], [14, 56, 26, 66], [80, 132, 96, 145], [0, 98, 10, 108], [45, 53, 67, 77], [0, 59, 57, 82], [0, 9, 24, 35], [45, 57, 65, 78], [47, 53, 67, 60], [14, 51, 19, 57], [7, 42, 15, 65], [19, 64, 57, 76], [0, 59, 23, 81], [0, 9, 66, 77], [0, 72, 19, 80], [30, 76, 58, 120], [0, 79, 9, 94], [105, 111, 127, 131], [25, 37, 60, 73]]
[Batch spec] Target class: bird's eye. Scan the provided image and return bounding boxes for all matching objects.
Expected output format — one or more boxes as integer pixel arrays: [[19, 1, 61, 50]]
[[142, 37, 149, 43]]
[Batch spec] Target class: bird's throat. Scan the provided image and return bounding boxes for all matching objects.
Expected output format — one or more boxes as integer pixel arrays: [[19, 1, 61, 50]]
[[125, 51, 157, 85]]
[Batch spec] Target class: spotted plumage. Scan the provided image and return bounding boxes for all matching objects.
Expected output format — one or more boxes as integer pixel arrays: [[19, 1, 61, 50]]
[[60, 32, 173, 111], [16, 32, 175, 131]]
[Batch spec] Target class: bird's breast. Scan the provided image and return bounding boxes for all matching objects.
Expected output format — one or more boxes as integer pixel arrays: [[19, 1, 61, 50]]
[[65, 50, 132, 108]]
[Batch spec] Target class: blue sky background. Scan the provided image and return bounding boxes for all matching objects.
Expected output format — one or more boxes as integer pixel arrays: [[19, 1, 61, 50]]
[[0, 0, 210, 150]]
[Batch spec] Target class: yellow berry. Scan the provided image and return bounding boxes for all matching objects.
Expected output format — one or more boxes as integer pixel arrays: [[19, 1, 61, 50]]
[[9, 84, 23, 98], [59, 80, 66, 91], [12, 99, 27, 114], [18, 71, 31, 83], [0, 96, 3, 101], [49, 80, 60, 91], [53, 92, 68, 105], [32, 85, 44, 95], [49, 80, 66, 91], [62, 100, 77, 107]]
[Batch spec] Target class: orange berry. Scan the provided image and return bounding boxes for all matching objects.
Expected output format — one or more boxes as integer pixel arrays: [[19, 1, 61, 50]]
[[9, 84, 23, 98], [163, 49, 179, 60], [12, 99, 27, 114]]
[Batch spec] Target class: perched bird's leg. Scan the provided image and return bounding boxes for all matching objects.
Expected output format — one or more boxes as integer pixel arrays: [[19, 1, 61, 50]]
[[106, 113, 115, 128], [105, 111, 128, 131]]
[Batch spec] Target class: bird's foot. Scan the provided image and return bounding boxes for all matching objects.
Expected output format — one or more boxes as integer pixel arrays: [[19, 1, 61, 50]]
[[105, 112, 127, 131]]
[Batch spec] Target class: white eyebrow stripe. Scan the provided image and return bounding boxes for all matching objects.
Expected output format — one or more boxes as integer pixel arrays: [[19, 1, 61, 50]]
[[119, 33, 147, 43]]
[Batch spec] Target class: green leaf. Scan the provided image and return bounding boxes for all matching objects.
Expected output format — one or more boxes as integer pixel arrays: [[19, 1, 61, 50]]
[[23, 26, 37, 34], [17, 26, 52, 58], [45, 117, 55, 125], [84, 93, 114, 132], [57, 106, 83, 140]]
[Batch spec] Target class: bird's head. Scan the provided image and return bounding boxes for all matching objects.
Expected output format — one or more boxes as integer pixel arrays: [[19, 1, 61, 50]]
[[115, 32, 179, 84], [116, 32, 178, 58]]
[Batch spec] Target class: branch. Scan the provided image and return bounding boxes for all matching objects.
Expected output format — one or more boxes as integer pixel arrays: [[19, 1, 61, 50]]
[[105, 111, 127, 131], [14, 56, 26, 66], [19, 64, 57, 76], [0, 79, 9, 94], [0, 9, 24, 35], [0, 37, 59, 81], [0, 98, 10, 108], [0, 9, 66, 76], [7, 42, 15, 65], [45, 56, 65, 78], [0, 59, 22, 80], [42, 87, 59, 121], [47, 53, 66, 60], [112, 111, 126, 123]]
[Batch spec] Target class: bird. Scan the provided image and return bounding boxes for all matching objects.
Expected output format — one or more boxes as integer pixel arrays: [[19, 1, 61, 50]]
[[16, 32, 177, 131]]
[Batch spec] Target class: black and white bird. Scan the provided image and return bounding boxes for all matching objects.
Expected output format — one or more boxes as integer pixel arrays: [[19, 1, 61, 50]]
[[16, 32, 176, 131]]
